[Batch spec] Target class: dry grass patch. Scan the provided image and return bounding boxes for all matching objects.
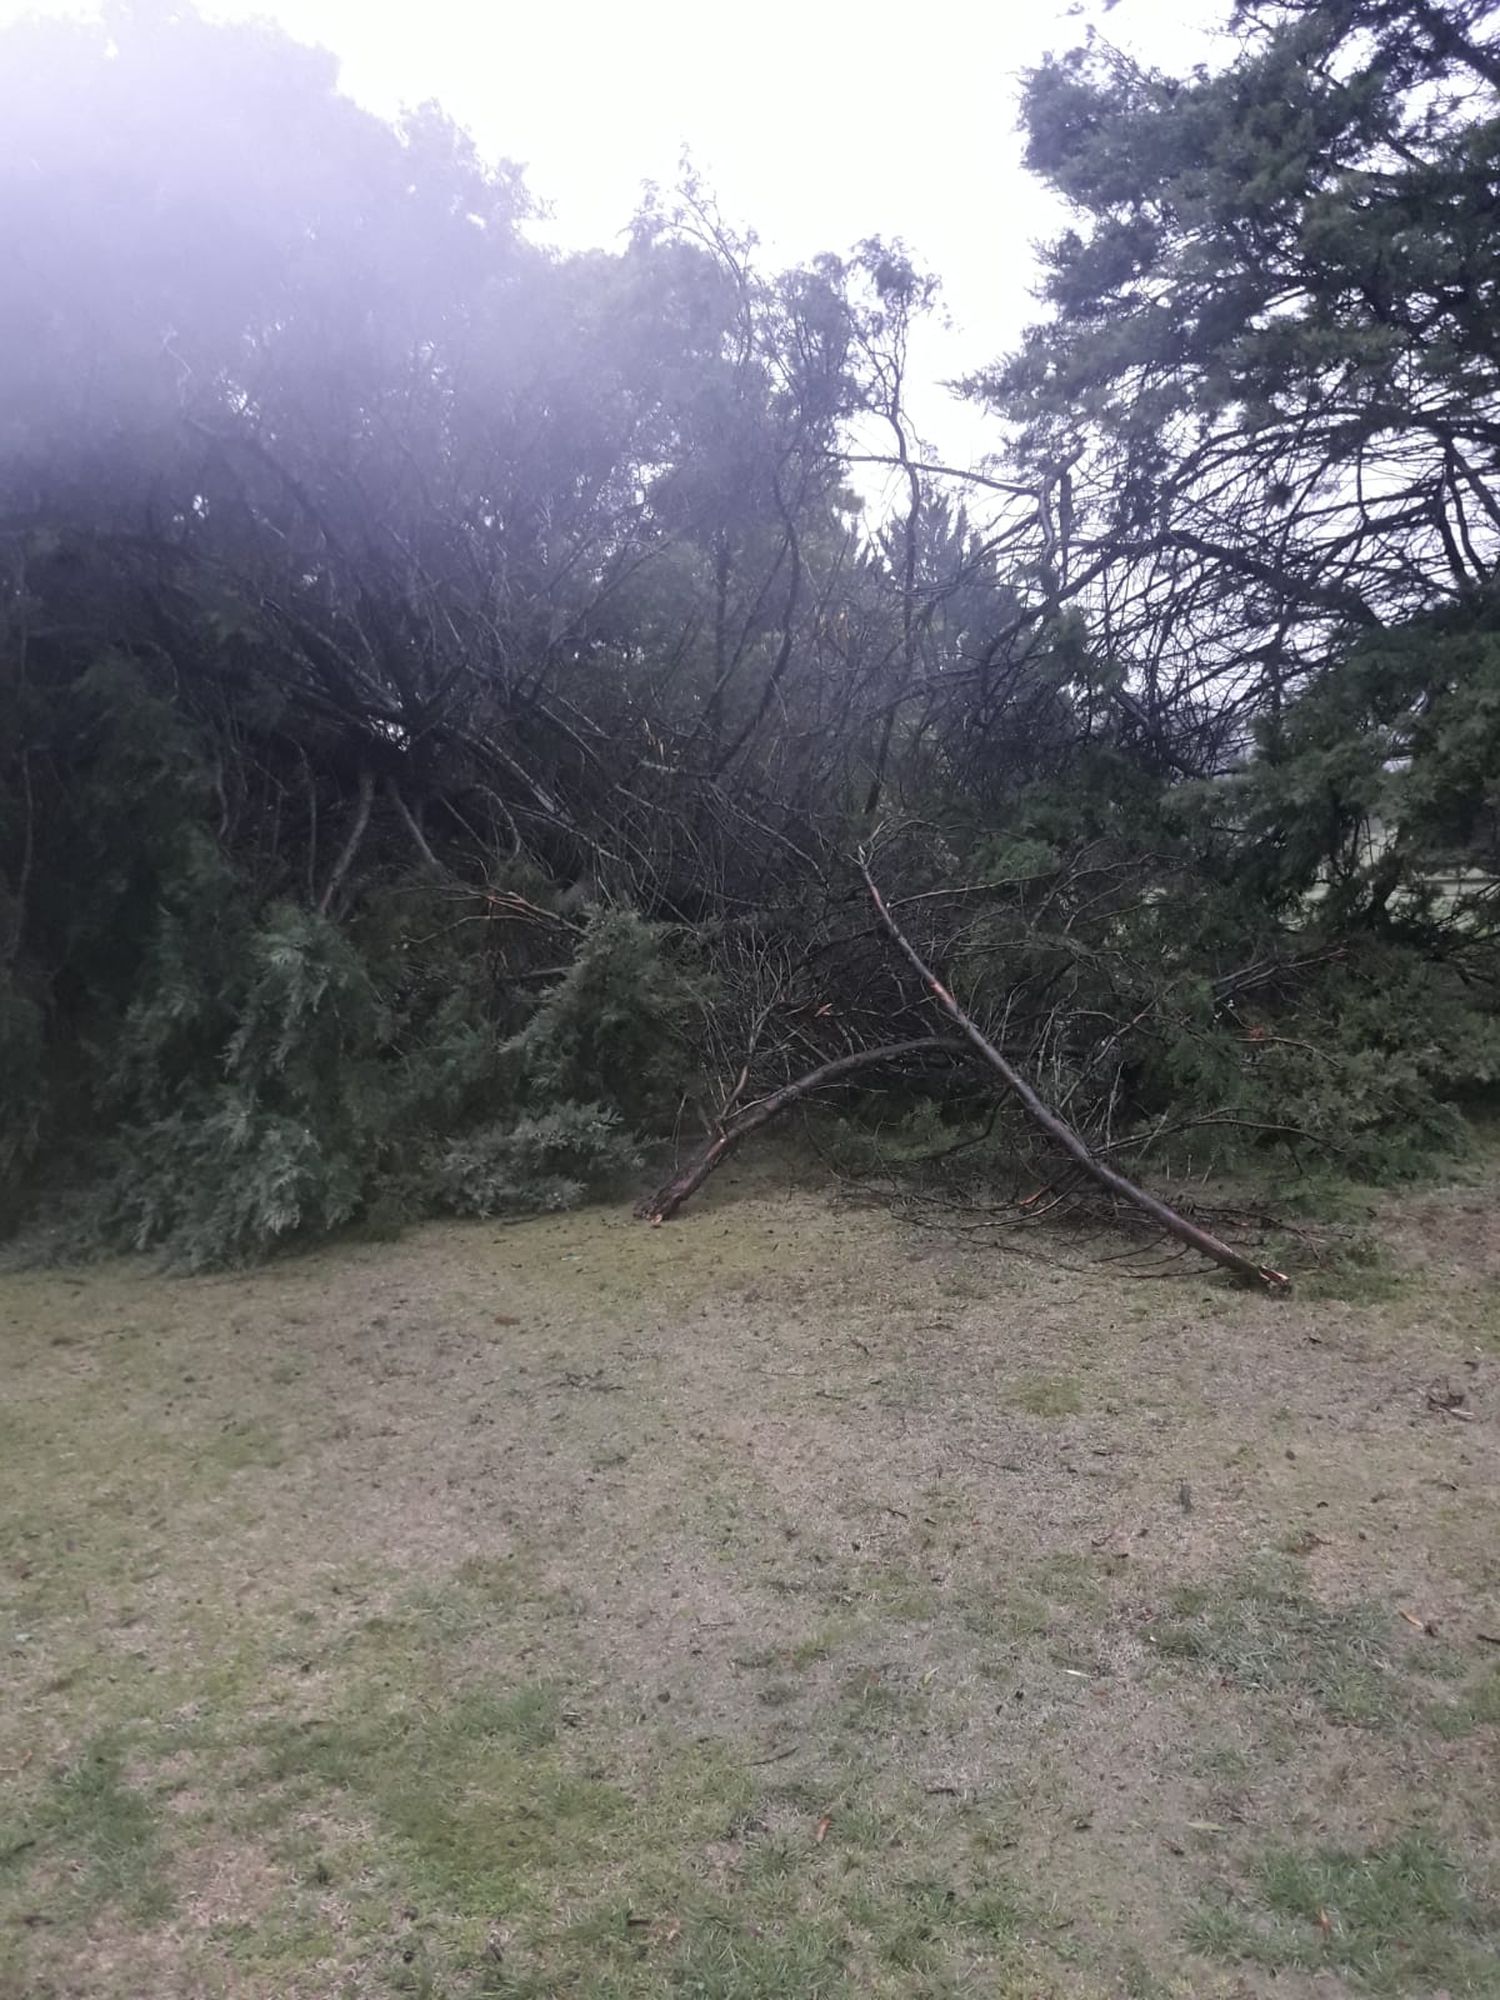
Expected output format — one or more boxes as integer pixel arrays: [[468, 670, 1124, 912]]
[[2, 1154, 1498, 1995]]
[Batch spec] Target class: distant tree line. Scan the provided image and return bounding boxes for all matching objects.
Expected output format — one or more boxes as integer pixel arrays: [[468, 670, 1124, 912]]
[[1, 0, 1497, 1267]]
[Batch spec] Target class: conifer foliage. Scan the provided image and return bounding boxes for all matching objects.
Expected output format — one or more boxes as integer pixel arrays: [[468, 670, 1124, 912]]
[[1, 4, 1497, 1264]]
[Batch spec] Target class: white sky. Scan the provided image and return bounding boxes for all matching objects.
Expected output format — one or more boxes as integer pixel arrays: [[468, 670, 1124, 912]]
[[1, 0, 1221, 477]]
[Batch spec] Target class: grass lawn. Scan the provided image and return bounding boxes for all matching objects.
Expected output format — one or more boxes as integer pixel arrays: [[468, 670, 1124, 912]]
[[2, 1159, 1498, 1997]]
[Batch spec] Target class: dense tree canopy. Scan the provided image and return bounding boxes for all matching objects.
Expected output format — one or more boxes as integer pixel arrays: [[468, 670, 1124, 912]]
[[1, 1, 1496, 1267], [984, 0, 1500, 748]]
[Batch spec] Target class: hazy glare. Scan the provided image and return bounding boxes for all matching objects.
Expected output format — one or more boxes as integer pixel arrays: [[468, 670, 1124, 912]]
[[0, 0, 1220, 476]]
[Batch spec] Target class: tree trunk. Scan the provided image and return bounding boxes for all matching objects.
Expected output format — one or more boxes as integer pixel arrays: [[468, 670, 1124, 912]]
[[858, 856, 1289, 1292], [317, 766, 375, 916], [638, 1036, 964, 1223]]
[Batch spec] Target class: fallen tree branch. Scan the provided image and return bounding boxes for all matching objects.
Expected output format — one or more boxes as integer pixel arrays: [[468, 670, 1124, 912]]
[[638, 1037, 965, 1223], [387, 777, 446, 879], [317, 766, 375, 916], [858, 853, 1290, 1293]]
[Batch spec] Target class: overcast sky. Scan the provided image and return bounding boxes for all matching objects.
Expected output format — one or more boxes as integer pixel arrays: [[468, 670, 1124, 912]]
[[1, 0, 1222, 475]]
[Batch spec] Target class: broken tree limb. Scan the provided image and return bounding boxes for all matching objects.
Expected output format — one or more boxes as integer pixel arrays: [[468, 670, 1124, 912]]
[[857, 855, 1290, 1293], [638, 1037, 965, 1223], [317, 765, 375, 916]]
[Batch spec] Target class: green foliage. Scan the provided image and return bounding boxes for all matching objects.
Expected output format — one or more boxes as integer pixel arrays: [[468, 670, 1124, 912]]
[[814, 1098, 986, 1180], [73, 901, 391, 1266], [506, 908, 704, 1130], [64, 900, 680, 1265], [90, 1098, 363, 1273], [1149, 942, 1495, 1183], [1, 1, 1496, 1264], [432, 1105, 641, 1219], [1, 647, 706, 1266], [993, 2, 1500, 671], [1236, 610, 1500, 916]]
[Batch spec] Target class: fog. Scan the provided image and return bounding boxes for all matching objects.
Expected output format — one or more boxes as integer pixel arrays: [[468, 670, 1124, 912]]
[[0, 0, 1221, 482]]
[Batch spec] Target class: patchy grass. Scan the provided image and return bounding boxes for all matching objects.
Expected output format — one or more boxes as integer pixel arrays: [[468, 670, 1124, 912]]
[[1146, 1558, 1416, 1726], [1428, 1664, 1500, 1740], [0, 1735, 170, 1931], [1005, 1372, 1085, 1418], [1189, 1832, 1500, 1994], [1, 1156, 1497, 1996], [1268, 1229, 1413, 1305], [252, 1686, 624, 1917]]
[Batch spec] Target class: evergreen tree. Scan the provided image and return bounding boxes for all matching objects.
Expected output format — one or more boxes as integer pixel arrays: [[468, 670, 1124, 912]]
[[980, 0, 1500, 755], [2, 1, 1496, 1263]]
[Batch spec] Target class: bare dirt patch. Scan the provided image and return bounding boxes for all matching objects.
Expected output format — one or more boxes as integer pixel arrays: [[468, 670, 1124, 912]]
[[2, 1159, 1497, 1996]]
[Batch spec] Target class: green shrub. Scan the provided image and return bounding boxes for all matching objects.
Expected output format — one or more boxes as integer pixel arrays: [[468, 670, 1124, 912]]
[[432, 1104, 641, 1218], [505, 908, 704, 1130], [45, 900, 685, 1268], [88, 1097, 362, 1271]]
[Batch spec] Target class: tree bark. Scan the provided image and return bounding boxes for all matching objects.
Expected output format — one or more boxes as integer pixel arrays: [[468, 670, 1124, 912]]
[[387, 777, 446, 879], [317, 766, 375, 916], [858, 856, 1290, 1292], [638, 1036, 964, 1223]]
